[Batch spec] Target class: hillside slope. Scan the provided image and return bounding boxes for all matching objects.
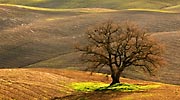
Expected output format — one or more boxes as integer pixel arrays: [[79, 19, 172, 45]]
[[0, 68, 180, 100], [1, 0, 180, 11], [1, 5, 180, 68], [0, 4, 180, 85], [0, 5, 82, 68]]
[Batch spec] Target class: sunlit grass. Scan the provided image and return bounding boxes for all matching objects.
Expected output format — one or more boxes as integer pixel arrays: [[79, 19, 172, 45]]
[[70, 82, 160, 92], [70, 82, 109, 92], [1, 4, 177, 14], [46, 17, 66, 21], [164, 4, 180, 10], [0, 0, 180, 12], [0, 4, 117, 13], [0, 0, 46, 4], [73, 8, 118, 13], [127, 8, 178, 13], [0, 4, 70, 12]]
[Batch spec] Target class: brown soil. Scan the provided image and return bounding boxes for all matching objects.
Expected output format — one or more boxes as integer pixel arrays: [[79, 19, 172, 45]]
[[0, 4, 180, 90], [0, 68, 180, 100]]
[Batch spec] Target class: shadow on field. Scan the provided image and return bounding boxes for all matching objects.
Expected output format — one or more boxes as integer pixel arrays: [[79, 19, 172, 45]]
[[51, 91, 133, 100]]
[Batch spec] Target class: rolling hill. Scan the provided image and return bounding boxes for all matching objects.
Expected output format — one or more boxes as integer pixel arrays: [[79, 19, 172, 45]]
[[1, 0, 180, 11], [0, 0, 180, 99], [0, 68, 180, 100], [0, 0, 179, 87]]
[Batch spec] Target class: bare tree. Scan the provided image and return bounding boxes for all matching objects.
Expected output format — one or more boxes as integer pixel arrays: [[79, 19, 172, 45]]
[[77, 21, 164, 85]]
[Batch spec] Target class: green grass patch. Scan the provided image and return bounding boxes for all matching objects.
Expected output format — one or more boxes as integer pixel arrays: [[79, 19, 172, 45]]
[[70, 82, 109, 92], [70, 82, 160, 92]]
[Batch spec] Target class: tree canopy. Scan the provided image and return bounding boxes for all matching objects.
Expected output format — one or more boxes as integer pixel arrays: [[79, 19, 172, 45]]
[[77, 21, 164, 85]]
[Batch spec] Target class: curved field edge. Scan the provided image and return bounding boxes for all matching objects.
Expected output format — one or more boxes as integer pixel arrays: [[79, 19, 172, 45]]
[[127, 8, 178, 13], [0, 0, 180, 10], [0, 4, 179, 13], [0, 4, 118, 13]]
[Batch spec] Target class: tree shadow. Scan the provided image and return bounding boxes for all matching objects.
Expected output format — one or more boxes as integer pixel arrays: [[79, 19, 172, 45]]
[[51, 83, 153, 100], [51, 91, 127, 100], [51, 90, 145, 100]]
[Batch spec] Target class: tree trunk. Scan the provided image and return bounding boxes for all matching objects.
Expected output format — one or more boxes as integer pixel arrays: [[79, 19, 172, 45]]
[[110, 71, 121, 86]]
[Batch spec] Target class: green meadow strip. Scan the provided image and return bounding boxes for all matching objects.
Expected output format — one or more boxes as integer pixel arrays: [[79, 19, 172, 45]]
[[70, 82, 160, 92]]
